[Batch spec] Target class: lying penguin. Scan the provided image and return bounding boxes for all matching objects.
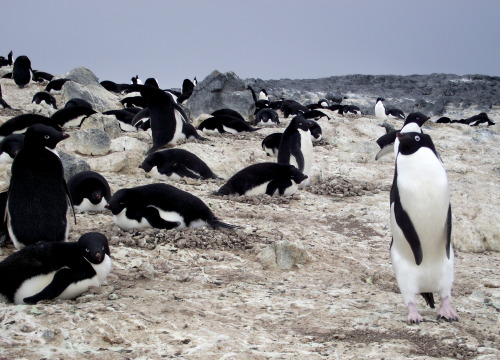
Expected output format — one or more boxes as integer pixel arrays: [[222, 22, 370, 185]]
[[0, 232, 111, 305]]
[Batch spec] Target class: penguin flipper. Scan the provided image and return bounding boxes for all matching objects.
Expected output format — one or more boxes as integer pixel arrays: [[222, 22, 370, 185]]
[[391, 180, 423, 265], [63, 179, 77, 225], [265, 180, 280, 196], [172, 164, 202, 179], [445, 205, 452, 259], [375, 144, 394, 161], [144, 207, 181, 229], [376, 130, 397, 149], [23, 267, 93, 304]]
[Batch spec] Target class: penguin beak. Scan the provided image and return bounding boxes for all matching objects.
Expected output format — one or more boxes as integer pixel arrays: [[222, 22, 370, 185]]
[[95, 252, 102, 261], [396, 132, 402, 140], [104, 204, 110, 209], [61, 133, 70, 140]]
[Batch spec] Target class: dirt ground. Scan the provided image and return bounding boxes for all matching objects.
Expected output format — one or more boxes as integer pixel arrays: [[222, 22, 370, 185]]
[[0, 77, 499, 359]]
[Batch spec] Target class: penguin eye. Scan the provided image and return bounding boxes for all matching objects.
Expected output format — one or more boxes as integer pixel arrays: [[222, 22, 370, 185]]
[[102, 246, 105, 251], [85, 248, 90, 252], [415, 135, 421, 141], [44, 135, 50, 139]]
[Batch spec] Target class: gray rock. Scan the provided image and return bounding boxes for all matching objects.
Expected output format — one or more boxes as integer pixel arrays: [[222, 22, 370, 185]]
[[80, 113, 122, 139], [66, 129, 111, 156], [184, 70, 255, 122], [59, 151, 91, 181], [257, 240, 312, 270], [62, 67, 121, 112]]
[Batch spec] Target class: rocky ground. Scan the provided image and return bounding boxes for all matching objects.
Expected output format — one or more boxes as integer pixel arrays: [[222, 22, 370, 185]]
[[0, 73, 499, 360]]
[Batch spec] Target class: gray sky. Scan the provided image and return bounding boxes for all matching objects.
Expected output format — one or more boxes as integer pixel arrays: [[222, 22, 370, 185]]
[[2, 0, 499, 89]]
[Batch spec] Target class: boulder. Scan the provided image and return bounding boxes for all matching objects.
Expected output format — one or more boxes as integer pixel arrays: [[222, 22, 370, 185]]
[[85, 150, 143, 174], [61, 67, 121, 112], [184, 70, 255, 122], [59, 151, 91, 181], [110, 136, 149, 154], [66, 128, 111, 156], [80, 113, 122, 139]]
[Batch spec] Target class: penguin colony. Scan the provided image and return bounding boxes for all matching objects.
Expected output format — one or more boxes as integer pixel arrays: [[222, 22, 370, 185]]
[[0, 51, 495, 322]]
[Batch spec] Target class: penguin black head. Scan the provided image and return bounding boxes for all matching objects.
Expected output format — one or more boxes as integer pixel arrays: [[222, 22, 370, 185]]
[[289, 165, 308, 185], [24, 124, 69, 150], [404, 112, 430, 127], [105, 188, 129, 214], [78, 232, 110, 264], [396, 132, 437, 156], [144, 78, 159, 88], [376, 97, 385, 103], [291, 115, 315, 131], [310, 122, 322, 140], [14, 55, 31, 69]]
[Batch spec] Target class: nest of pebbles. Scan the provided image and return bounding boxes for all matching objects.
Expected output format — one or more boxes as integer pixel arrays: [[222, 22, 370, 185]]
[[108, 226, 280, 252], [307, 176, 390, 198]]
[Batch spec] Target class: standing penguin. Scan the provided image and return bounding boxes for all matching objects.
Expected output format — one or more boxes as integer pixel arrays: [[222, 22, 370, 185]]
[[277, 114, 315, 185], [390, 131, 458, 324], [13, 55, 33, 88], [140, 85, 205, 153], [6, 124, 72, 249], [375, 98, 405, 120]]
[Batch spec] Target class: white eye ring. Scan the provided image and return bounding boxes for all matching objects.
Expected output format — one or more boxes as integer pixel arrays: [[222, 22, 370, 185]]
[[415, 135, 421, 141], [44, 135, 50, 139], [85, 248, 90, 252]]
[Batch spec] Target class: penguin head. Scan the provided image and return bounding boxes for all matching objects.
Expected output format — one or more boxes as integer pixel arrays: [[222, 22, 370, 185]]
[[404, 112, 430, 127], [318, 99, 329, 107], [289, 165, 308, 185], [396, 132, 437, 156], [24, 124, 68, 150], [78, 232, 110, 264], [310, 122, 322, 140], [105, 188, 129, 214], [376, 97, 385, 103], [291, 115, 315, 131], [14, 55, 31, 70]]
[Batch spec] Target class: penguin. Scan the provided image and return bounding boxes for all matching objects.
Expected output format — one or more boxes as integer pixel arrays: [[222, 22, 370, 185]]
[[131, 75, 142, 85], [281, 100, 308, 118], [198, 115, 260, 134], [45, 78, 71, 92], [0, 134, 24, 164], [177, 78, 196, 104], [0, 232, 111, 305], [390, 131, 458, 324], [140, 85, 205, 153], [211, 109, 245, 121], [375, 112, 430, 160], [338, 105, 361, 115], [32, 70, 54, 82], [144, 78, 160, 88], [51, 106, 97, 128], [67, 171, 111, 212], [120, 96, 145, 108], [0, 114, 62, 140], [6, 124, 72, 249], [310, 121, 322, 142], [0, 50, 13, 67], [32, 91, 58, 109], [375, 98, 405, 120], [12, 55, 33, 88], [258, 89, 269, 101], [215, 162, 308, 196], [105, 183, 239, 231], [254, 108, 280, 126], [261, 132, 282, 157], [64, 98, 93, 109], [0, 84, 11, 109], [303, 110, 330, 121], [435, 117, 452, 124], [247, 86, 270, 113], [139, 148, 220, 180], [277, 114, 315, 183], [465, 112, 495, 126]]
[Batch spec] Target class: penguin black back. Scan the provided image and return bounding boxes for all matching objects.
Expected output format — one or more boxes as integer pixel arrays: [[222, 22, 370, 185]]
[[13, 55, 32, 88]]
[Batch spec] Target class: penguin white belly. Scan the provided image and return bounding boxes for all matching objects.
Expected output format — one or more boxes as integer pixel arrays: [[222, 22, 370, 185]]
[[281, 182, 299, 196], [147, 166, 181, 181], [75, 197, 108, 212], [256, 120, 274, 127], [188, 219, 210, 228], [64, 115, 88, 128], [113, 209, 152, 230], [148, 206, 186, 229], [14, 271, 65, 304], [245, 181, 272, 196], [375, 102, 387, 119], [118, 122, 138, 132], [170, 110, 186, 144], [222, 126, 238, 134], [298, 129, 313, 177], [202, 128, 221, 135]]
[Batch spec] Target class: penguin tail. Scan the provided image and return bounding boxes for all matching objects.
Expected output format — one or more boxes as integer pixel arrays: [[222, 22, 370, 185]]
[[420, 292, 435, 308], [208, 218, 241, 229]]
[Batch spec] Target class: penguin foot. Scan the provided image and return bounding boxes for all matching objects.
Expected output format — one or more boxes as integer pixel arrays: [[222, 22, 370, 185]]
[[407, 302, 424, 324], [436, 297, 459, 322]]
